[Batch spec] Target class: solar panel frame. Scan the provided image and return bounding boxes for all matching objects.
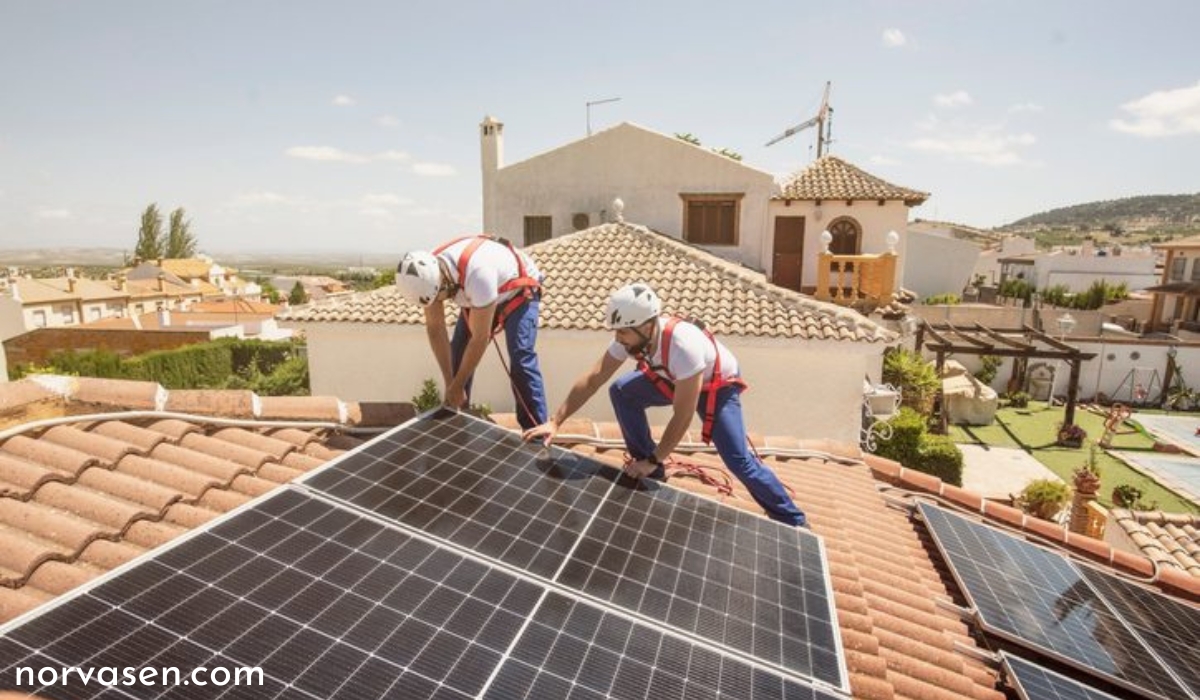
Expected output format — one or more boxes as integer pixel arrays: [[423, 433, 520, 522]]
[[1002, 653, 1125, 700], [917, 502, 1189, 700], [2, 410, 853, 699]]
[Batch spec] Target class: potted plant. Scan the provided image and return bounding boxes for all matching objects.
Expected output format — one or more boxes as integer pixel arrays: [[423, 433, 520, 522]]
[[1111, 484, 1144, 509], [1017, 479, 1071, 520], [1073, 445, 1102, 497], [1057, 422, 1087, 448]]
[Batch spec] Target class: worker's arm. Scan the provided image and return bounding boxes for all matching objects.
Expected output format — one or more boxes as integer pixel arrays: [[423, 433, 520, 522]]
[[625, 371, 702, 478], [523, 351, 624, 444], [443, 303, 497, 409], [424, 300, 453, 385]]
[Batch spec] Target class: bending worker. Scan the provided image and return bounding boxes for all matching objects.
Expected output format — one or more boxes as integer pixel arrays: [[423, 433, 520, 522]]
[[396, 234, 548, 430], [523, 283, 807, 527]]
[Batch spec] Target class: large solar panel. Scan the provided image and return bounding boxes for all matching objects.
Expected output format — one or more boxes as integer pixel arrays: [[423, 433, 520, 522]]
[[1077, 565, 1200, 698], [305, 410, 845, 690], [2, 411, 850, 698], [1003, 653, 1123, 700], [917, 503, 1189, 700], [1, 488, 544, 699]]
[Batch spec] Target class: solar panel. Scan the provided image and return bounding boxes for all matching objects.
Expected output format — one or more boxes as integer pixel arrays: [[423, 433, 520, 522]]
[[304, 409, 614, 579], [558, 472, 843, 688], [486, 591, 846, 700], [1, 489, 542, 699], [917, 503, 1188, 700], [1003, 653, 1123, 700], [1, 411, 850, 699], [306, 410, 844, 690], [1077, 565, 1200, 699]]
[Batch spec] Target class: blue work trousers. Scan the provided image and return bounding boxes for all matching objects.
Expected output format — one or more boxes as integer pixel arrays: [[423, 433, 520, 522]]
[[608, 370, 808, 527], [451, 297, 548, 431]]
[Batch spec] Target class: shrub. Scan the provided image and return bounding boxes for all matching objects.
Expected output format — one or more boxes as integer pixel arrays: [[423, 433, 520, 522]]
[[872, 407, 964, 486], [883, 348, 940, 414], [923, 293, 960, 305], [1017, 479, 1071, 520], [1007, 391, 1030, 409], [1111, 483, 1143, 509], [974, 355, 1002, 386], [413, 379, 441, 412]]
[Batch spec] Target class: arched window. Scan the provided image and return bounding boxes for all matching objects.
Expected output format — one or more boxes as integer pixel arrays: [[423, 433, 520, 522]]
[[827, 217, 861, 255]]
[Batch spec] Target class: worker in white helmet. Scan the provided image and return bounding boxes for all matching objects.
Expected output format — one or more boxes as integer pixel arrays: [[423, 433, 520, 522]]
[[396, 235, 547, 430], [524, 283, 807, 527]]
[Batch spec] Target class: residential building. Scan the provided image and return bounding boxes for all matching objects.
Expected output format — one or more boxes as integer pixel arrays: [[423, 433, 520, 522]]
[[281, 223, 896, 444], [269, 275, 353, 302], [480, 117, 927, 295], [1148, 233, 1200, 334], [997, 241, 1158, 295], [902, 229, 983, 299]]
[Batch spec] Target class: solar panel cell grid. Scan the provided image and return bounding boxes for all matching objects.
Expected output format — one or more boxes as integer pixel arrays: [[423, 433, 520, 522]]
[[1003, 653, 1122, 700]]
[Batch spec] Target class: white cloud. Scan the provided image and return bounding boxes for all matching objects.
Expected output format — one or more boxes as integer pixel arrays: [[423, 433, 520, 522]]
[[361, 193, 413, 207], [1110, 81, 1200, 137], [286, 146, 368, 163], [374, 149, 410, 162], [376, 115, 401, 128], [285, 146, 411, 164], [881, 28, 907, 48], [907, 130, 1036, 166], [358, 206, 394, 219], [35, 208, 72, 220], [869, 155, 901, 166], [934, 91, 973, 109], [412, 162, 457, 177], [332, 94, 356, 107], [915, 112, 940, 131], [1008, 102, 1044, 114]]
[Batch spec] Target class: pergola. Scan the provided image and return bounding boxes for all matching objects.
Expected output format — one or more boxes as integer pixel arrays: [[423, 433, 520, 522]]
[[914, 322, 1097, 434]]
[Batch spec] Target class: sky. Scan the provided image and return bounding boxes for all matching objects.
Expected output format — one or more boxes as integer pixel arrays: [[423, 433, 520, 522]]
[[1, 0, 1198, 256]]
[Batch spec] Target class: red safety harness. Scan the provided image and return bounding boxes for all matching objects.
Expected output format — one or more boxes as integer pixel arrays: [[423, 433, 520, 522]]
[[433, 234, 541, 336], [635, 316, 747, 444]]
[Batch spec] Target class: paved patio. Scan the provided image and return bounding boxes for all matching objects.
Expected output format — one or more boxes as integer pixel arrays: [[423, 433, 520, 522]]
[[959, 444, 1062, 501]]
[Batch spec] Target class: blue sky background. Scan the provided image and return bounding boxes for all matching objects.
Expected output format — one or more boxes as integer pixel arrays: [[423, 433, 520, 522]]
[[2, 0, 1197, 256]]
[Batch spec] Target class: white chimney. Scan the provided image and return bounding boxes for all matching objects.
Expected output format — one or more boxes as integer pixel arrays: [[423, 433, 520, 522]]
[[480, 115, 504, 233], [158, 307, 171, 327]]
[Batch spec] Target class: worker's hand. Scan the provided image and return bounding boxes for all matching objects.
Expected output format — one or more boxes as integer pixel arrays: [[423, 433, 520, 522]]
[[443, 384, 467, 410], [522, 419, 559, 446], [624, 458, 660, 480]]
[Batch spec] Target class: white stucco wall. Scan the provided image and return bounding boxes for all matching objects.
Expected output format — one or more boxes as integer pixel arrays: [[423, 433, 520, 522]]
[[1033, 252, 1158, 292], [766, 200, 909, 288], [490, 124, 776, 269], [302, 322, 880, 445], [903, 232, 982, 299]]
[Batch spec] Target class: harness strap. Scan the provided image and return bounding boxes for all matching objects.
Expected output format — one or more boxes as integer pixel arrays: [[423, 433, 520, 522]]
[[635, 316, 748, 444], [434, 234, 541, 337]]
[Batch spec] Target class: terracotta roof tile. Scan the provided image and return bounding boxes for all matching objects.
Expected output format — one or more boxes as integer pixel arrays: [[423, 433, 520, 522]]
[[25, 560, 102, 595], [40, 425, 142, 465], [31, 482, 154, 532], [0, 381, 58, 415], [281, 451, 327, 472], [266, 427, 320, 449], [122, 519, 188, 550], [89, 421, 170, 452], [229, 474, 281, 498], [114, 455, 222, 500], [69, 377, 164, 410], [77, 538, 144, 570], [0, 586, 53, 624], [164, 390, 256, 418], [162, 502, 220, 530], [255, 463, 305, 484], [280, 223, 895, 344], [776, 155, 930, 205], [258, 395, 344, 422], [1112, 509, 1200, 578], [177, 433, 272, 470], [148, 443, 249, 484], [196, 488, 252, 513], [144, 418, 203, 442], [0, 453, 62, 499], [2, 435, 101, 478], [75, 467, 181, 512], [211, 428, 296, 460]]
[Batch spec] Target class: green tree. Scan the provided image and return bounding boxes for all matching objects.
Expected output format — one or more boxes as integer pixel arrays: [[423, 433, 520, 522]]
[[135, 204, 164, 261], [288, 281, 309, 305], [166, 207, 198, 258], [258, 278, 282, 304]]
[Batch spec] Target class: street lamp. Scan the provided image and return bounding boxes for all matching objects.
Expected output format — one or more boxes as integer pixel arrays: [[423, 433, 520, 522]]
[[1057, 312, 1076, 338]]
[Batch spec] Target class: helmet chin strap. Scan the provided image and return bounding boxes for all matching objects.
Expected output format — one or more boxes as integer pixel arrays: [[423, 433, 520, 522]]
[[629, 319, 657, 358], [437, 257, 459, 299]]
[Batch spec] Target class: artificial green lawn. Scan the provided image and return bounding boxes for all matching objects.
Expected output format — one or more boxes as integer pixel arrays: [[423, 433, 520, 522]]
[[948, 401, 1200, 515]]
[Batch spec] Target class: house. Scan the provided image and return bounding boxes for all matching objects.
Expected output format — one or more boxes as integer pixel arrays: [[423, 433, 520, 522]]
[[480, 117, 928, 296], [280, 223, 896, 444], [901, 228, 983, 300], [269, 274, 353, 302], [126, 257, 262, 301], [1147, 233, 1200, 335], [998, 241, 1158, 296], [0, 375, 1193, 700]]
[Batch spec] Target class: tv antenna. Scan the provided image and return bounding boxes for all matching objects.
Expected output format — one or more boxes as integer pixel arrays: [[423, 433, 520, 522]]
[[586, 97, 621, 136], [765, 81, 833, 157]]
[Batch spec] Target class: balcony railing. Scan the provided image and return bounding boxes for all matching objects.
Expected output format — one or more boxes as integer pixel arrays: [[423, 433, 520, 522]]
[[814, 252, 897, 308]]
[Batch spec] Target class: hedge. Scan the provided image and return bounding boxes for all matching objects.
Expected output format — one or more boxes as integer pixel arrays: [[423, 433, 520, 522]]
[[872, 407, 964, 486]]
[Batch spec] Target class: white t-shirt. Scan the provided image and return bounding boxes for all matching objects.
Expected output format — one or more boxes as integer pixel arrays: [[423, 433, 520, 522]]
[[607, 316, 739, 383], [436, 238, 542, 309]]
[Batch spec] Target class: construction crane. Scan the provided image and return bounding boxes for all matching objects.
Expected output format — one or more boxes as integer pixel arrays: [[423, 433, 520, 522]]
[[765, 81, 832, 157]]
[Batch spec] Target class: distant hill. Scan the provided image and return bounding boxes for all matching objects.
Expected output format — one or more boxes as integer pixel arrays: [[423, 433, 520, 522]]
[[1002, 193, 1200, 232]]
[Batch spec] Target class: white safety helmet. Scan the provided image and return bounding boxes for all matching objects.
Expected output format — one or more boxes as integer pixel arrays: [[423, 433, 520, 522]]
[[395, 251, 443, 306], [606, 283, 661, 330]]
